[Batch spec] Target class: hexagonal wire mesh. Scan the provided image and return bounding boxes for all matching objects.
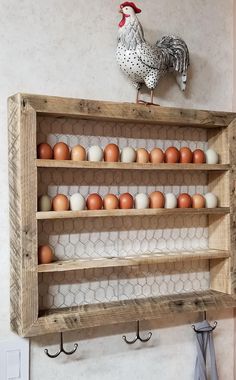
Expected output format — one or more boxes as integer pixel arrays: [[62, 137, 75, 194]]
[[37, 116, 210, 311]]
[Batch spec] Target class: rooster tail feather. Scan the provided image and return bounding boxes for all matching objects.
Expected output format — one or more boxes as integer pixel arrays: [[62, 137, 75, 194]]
[[157, 36, 190, 90]]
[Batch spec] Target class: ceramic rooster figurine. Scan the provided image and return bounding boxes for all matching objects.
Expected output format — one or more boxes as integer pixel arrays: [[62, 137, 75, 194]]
[[116, 2, 190, 104]]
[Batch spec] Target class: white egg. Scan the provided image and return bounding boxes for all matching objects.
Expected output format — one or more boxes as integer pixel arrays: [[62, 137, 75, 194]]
[[134, 193, 149, 209], [70, 193, 86, 211], [205, 149, 219, 164], [88, 145, 103, 162], [164, 193, 177, 209], [204, 193, 218, 208], [121, 147, 136, 163]]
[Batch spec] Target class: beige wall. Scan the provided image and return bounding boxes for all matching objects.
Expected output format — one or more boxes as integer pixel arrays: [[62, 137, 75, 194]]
[[0, 1, 235, 379]]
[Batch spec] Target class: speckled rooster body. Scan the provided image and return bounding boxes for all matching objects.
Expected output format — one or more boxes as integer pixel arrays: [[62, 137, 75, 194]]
[[116, 2, 190, 103]]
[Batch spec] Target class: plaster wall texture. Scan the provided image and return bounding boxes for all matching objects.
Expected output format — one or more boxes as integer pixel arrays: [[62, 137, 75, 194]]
[[0, 1, 235, 379]]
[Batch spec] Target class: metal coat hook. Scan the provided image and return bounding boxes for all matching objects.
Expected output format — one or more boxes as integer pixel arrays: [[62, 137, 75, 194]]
[[192, 310, 217, 333], [122, 321, 152, 344], [44, 332, 78, 358]]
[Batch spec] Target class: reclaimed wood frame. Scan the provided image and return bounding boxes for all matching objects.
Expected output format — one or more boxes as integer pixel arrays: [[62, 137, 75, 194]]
[[8, 93, 236, 337]]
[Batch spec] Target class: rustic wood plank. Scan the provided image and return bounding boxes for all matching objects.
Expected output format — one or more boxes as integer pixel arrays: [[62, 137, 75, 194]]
[[8, 95, 38, 335], [36, 159, 230, 171], [228, 118, 236, 292], [36, 207, 230, 220], [208, 127, 229, 164], [25, 290, 236, 337], [208, 125, 232, 293], [19, 93, 236, 128], [37, 249, 229, 273]]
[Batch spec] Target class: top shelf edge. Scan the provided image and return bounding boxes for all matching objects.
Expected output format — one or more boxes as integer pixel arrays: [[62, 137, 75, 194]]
[[12, 93, 236, 128]]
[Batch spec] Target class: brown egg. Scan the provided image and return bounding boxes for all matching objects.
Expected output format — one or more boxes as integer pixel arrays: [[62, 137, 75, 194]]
[[180, 147, 193, 163], [38, 245, 53, 264], [53, 142, 70, 160], [52, 194, 69, 211], [150, 148, 164, 164], [71, 145, 86, 161], [149, 191, 165, 208], [119, 193, 134, 209], [177, 193, 192, 208], [104, 144, 120, 162], [192, 194, 205, 209], [87, 194, 103, 210], [136, 148, 149, 163], [165, 147, 180, 163], [193, 149, 205, 164], [103, 194, 119, 210], [37, 143, 53, 159]]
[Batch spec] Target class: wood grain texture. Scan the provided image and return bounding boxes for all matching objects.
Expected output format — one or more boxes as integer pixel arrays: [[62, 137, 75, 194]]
[[19, 93, 236, 128], [26, 290, 236, 337], [228, 118, 236, 293], [36, 207, 230, 220], [37, 249, 229, 273], [209, 125, 232, 293], [36, 159, 230, 172], [8, 94, 38, 336]]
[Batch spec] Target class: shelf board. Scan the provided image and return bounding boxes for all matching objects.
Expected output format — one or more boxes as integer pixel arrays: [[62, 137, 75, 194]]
[[36, 207, 230, 220], [20, 93, 236, 128], [26, 290, 236, 336], [36, 159, 230, 171], [37, 249, 229, 273]]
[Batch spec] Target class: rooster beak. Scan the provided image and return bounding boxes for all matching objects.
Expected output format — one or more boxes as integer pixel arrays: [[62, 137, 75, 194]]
[[119, 9, 123, 13]]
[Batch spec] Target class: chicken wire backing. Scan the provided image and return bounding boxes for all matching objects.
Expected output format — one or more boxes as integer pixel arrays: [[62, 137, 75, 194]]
[[37, 116, 210, 311]]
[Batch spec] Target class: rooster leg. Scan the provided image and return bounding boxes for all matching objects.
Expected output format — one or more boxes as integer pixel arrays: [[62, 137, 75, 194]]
[[150, 90, 154, 104], [137, 88, 160, 106]]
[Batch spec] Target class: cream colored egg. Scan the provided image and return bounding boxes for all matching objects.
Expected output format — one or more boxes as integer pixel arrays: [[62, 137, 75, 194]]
[[164, 193, 177, 209], [88, 145, 103, 162], [204, 193, 218, 208], [70, 193, 86, 211], [134, 193, 149, 209], [38, 195, 52, 211], [205, 149, 219, 164], [121, 147, 136, 163]]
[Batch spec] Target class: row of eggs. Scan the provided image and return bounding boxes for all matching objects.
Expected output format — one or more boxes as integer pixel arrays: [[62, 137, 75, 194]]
[[39, 191, 218, 211], [37, 142, 219, 164]]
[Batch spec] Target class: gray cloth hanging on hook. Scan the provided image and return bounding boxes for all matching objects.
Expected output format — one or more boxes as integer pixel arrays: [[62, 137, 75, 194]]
[[194, 320, 219, 380]]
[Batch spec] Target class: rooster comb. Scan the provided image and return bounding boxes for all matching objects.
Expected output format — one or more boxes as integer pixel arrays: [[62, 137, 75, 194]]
[[120, 2, 142, 13]]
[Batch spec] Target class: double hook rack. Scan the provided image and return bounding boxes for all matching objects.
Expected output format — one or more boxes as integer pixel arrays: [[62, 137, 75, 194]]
[[191, 311, 218, 333], [122, 321, 152, 344], [44, 321, 152, 358], [44, 313, 217, 358], [44, 332, 78, 358]]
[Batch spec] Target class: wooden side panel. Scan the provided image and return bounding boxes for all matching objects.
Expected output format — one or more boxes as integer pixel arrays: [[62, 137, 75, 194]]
[[209, 126, 231, 293], [208, 127, 229, 164], [229, 119, 236, 293], [20, 93, 236, 128], [209, 119, 236, 294], [9, 95, 38, 335]]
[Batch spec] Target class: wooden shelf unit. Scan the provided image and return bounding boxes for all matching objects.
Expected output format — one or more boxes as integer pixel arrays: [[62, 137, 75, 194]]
[[8, 93, 236, 337]]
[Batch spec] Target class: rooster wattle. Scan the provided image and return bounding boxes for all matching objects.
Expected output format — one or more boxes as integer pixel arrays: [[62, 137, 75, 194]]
[[116, 2, 190, 104]]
